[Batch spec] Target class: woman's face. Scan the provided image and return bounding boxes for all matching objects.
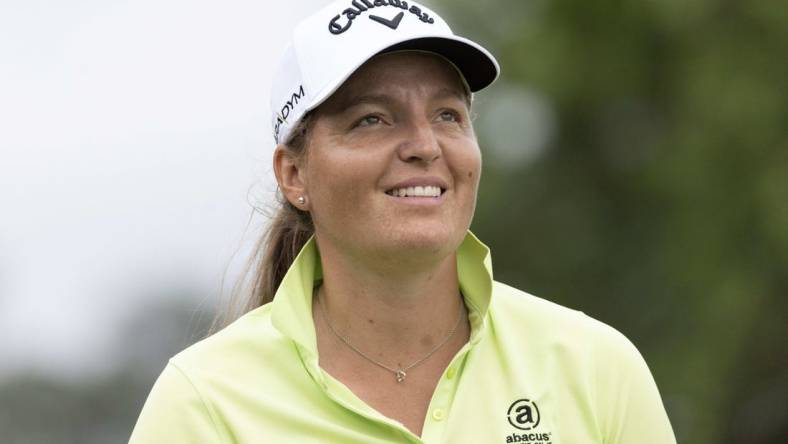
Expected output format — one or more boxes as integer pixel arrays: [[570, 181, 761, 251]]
[[302, 51, 482, 263]]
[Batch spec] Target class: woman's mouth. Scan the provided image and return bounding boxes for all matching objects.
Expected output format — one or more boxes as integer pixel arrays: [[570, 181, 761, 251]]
[[385, 185, 445, 198]]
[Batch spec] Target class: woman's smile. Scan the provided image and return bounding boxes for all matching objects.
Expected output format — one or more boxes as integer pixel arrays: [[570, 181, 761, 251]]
[[383, 176, 448, 206], [300, 51, 481, 258]]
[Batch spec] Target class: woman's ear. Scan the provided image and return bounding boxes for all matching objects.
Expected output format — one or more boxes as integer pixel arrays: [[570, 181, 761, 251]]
[[273, 145, 309, 210]]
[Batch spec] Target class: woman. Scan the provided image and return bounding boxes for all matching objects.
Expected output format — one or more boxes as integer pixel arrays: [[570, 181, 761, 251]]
[[131, 1, 676, 442]]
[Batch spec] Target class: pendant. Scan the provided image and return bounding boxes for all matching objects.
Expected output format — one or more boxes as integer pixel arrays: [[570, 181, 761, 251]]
[[395, 369, 407, 383]]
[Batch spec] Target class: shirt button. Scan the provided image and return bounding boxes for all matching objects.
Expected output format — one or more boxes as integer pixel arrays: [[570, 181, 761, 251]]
[[431, 408, 446, 421], [446, 367, 456, 379]]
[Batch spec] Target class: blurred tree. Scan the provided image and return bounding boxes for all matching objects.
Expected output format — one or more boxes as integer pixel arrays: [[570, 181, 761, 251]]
[[433, 0, 788, 442], [0, 290, 211, 444]]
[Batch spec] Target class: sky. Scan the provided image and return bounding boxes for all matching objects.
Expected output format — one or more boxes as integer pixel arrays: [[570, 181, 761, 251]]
[[0, 0, 554, 382], [0, 0, 323, 380]]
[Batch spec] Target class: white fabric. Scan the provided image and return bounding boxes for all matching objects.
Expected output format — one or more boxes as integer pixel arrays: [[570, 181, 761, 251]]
[[270, 0, 500, 144]]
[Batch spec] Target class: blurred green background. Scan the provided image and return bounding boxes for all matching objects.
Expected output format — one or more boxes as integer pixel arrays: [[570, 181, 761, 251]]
[[2, 0, 785, 442], [448, 0, 787, 442]]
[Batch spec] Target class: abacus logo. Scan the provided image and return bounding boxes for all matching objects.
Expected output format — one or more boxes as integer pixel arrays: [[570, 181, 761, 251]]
[[507, 399, 540, 431], [505, 399, 553, 444]]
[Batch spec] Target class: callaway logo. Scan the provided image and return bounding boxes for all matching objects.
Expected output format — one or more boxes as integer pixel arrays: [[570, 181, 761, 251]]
[[273, 84, 305, 142], [328, 0, 435, 35], [369, 11, 404, 30]]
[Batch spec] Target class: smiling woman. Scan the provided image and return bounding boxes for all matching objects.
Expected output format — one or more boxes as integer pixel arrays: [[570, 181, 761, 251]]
[[285, 52, 481, 270], [129, 1, 677, 443]]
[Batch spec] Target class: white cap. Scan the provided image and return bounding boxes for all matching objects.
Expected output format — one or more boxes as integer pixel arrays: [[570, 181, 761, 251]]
[[270, 0, 500, 144]]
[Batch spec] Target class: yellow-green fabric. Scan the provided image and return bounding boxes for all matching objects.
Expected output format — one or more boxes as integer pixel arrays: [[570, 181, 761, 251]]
[[130, 231, 676, 443]]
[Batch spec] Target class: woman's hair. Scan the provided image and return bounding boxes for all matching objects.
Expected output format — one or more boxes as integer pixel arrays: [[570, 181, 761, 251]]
[[209, 114, 314, 333]]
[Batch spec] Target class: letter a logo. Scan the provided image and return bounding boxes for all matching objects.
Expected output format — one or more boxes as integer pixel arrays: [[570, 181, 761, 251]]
[[507, 399, 541, 431]]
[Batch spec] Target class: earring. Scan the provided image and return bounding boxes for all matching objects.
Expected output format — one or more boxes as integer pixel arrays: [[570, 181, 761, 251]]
[[297, 196, 306, 205]]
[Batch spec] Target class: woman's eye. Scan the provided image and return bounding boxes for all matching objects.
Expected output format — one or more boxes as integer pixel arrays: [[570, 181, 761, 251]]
[[438, 110, 460, 122], [356, 115, 382, 127]]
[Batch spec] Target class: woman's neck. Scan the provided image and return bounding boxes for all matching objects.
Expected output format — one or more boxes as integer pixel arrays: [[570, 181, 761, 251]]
[[314, 238, 465, 353]]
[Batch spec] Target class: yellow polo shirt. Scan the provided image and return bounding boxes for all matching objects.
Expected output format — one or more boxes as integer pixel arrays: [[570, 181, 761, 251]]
[[130, 232, 676, 443]]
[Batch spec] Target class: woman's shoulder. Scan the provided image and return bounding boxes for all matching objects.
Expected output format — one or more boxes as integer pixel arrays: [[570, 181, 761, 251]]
[[485, 285, 675, 442], [489, 280, 640, 358], [168, 304, 282, 373], [490, 280, 595, 329], [130, 304, 318, 442]]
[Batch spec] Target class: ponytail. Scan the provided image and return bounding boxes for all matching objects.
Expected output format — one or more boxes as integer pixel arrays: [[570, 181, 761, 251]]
[[254, 200, 314, 306], [209, 114, 314, 333]]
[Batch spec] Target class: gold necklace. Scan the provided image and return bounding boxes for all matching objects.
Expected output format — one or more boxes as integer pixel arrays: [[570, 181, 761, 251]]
[[316, 293, 464, 383]]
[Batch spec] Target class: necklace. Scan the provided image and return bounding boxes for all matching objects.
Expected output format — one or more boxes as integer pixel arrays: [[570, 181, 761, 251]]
[[316, 292, 464, 383]]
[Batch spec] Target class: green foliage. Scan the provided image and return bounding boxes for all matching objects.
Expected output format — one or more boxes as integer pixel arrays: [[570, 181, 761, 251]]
[[435, 0, 788, 442]]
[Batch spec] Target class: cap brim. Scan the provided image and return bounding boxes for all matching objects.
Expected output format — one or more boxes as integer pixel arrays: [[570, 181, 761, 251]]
[[300, 34, 500, 123], [380, 35, 500, 92]]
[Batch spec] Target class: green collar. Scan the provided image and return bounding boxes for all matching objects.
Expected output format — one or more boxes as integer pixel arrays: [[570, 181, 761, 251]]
[[270, 230, 494, 358]]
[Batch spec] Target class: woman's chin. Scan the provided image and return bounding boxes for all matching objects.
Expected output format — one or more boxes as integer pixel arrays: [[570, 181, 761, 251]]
[[380, 227, 464, 257]]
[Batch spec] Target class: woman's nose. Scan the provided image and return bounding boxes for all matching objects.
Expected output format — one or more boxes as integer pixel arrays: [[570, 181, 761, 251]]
[[396, 119, 441, 164]]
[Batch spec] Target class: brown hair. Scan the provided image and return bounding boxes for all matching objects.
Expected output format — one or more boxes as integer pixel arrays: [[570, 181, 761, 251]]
[[209, 114, 314, 333]]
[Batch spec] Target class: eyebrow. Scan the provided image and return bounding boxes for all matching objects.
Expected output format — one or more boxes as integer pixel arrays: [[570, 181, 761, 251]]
[[434, 87, 471, 106], [338, 88, 470, 111], [340, 93, 398, 111]]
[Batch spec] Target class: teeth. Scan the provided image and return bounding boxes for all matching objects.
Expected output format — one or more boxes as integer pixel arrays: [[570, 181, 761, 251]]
[[387, 185, 442, 197]]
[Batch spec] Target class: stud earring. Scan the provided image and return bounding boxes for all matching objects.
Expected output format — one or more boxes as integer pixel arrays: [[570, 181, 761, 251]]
[[297, 196, 306, 205]]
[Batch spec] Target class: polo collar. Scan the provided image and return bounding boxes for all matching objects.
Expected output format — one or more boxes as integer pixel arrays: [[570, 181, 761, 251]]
[[270, 230, 494, 356]]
